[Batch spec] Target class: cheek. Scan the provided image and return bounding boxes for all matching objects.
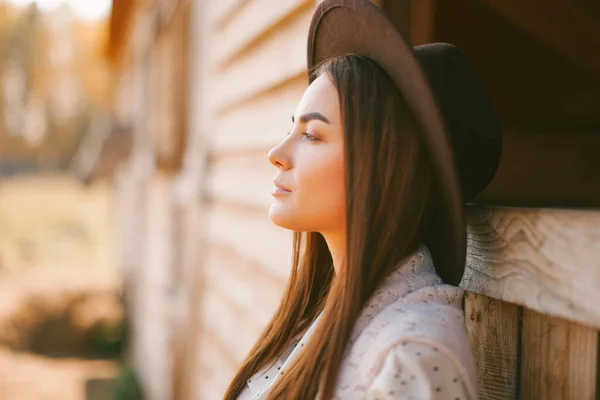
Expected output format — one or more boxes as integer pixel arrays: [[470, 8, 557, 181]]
[[295, 148, 346, 227], [300, 153, 344, 201], [268, 145, 346, 232]]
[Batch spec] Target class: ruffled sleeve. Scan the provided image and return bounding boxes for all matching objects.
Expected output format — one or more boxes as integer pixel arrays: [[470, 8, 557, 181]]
[[366, 340, 473, 400]]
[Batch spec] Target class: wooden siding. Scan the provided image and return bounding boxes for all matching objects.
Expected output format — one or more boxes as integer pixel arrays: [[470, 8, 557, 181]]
[[194, 1, 315, 398], [211, 75, 308, 155]]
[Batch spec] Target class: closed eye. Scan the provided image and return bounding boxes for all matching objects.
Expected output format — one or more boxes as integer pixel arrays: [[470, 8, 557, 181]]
[[286, 131, 320, 141], [302, 132, 319, 141]]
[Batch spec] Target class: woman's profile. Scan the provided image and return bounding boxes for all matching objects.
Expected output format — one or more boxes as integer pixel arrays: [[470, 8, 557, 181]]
[[225, 0, 501, 399]]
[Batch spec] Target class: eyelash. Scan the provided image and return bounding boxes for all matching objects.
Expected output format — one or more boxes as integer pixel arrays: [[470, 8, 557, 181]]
[[286, 132, 319, 141]]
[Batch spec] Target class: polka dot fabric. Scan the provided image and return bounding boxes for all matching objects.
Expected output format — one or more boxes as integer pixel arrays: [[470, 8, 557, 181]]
[[236, 244, 477, 400], [366, 341, 469, 400], [239, 338, 303, 399]]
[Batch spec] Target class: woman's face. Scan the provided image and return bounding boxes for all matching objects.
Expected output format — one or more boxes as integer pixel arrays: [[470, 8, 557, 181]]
[[268, 74, 345, 234]]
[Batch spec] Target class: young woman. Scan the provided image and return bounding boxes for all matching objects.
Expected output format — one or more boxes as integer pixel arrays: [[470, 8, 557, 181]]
[[225, 0, 501, 399]]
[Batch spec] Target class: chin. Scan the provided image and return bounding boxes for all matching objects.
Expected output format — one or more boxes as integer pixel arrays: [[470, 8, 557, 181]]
[[268, 203, 301, 230], [268, 204, 291, 228]]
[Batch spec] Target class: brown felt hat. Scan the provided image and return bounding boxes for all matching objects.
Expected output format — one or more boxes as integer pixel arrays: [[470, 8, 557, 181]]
[[307, 0, 502, 285]]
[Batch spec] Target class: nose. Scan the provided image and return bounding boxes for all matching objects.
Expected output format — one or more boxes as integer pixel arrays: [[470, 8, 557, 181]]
[[268, 141, 292, 170]]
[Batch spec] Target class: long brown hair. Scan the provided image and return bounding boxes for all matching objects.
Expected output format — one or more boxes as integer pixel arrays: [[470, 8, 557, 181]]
[[224, 55, 434, 399]]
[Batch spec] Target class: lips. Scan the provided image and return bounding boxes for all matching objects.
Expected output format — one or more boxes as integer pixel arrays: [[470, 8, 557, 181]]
[[272, 179, 292, 197], [273, 179, 291, 192]]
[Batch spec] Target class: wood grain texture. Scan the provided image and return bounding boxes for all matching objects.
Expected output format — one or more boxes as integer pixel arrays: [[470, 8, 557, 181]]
[[520, 308, 598, 400], [464, 291, 520, 400], [462, 206, 600, 329]]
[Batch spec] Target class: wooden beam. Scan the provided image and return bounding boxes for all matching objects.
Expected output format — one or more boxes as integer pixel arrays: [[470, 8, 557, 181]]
[[520, 308, 598, 399], [480, 0, 600, 78], [461, 206, 600, 330], [465, 292, 520, 400]]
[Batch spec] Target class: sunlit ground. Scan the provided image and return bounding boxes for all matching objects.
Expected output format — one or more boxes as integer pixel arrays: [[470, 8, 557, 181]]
[[0, 175, 123, 399]]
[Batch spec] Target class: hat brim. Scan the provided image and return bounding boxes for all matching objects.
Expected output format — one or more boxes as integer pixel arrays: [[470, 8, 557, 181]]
[[307, 0, 466, 285]]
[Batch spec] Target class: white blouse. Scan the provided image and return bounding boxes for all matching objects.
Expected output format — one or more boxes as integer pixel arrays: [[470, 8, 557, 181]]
[[237, 245, 477, 400]]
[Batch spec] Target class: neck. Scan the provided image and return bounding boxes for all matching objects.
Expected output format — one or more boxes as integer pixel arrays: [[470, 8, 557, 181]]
[[321, 230, 346, 274]]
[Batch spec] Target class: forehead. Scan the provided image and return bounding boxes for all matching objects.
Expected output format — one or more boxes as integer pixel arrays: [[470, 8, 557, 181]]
[[294, 74, 339, 121]]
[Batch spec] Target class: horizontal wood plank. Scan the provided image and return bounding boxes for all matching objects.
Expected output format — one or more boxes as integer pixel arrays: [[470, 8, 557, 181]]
[[195, 330, 239, 399], [211, 74, 307, 155], [214, 0, 312, 65], [207, 8, 311, 113], [462, 206, 600, 329], [204, 244, 286, 327], [205, 202, 293, 281], [206, 151, 274, 210], [199, 284, 266, 365]]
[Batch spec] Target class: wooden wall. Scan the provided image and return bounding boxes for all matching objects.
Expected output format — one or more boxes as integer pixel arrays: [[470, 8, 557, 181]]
[[465, 292, 600, 400], [462, 207, 600, 399], [192, 1, 600, 399], [191, 0, 322, 397]]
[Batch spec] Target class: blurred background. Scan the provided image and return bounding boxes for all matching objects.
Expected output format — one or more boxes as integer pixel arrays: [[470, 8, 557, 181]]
[[0, 0, 599, 399], [0, 1, 125, 399]]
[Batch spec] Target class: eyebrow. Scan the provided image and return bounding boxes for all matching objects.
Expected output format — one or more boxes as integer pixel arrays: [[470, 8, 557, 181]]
[[291, 112, 330, 124]]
